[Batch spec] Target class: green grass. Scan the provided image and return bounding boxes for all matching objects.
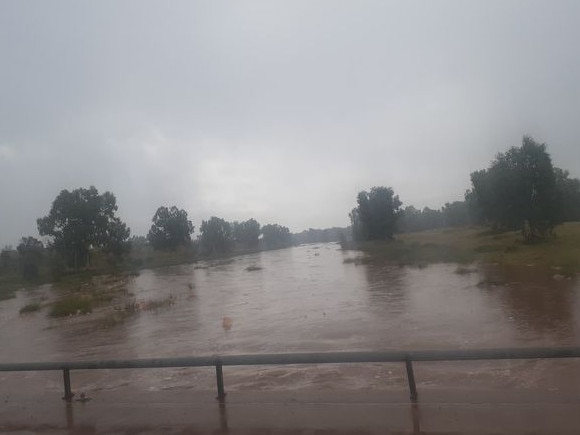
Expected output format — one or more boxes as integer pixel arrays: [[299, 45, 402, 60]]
[[49, 295, 93, 317], [353, 222, 580, 275]]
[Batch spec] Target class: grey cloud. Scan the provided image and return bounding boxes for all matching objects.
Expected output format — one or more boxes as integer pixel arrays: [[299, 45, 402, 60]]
[[2, 1, 580, 246]]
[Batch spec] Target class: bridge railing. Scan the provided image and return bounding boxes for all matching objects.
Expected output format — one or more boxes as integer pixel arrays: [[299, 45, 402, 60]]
[[2, 346, 580, 402]]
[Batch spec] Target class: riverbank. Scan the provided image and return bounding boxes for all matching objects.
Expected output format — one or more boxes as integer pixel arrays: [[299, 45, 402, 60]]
[[0, 243, 267, 301], [351, 222, 580, 276]]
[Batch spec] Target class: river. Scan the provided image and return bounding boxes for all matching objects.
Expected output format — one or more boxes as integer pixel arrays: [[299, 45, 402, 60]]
[[1, 243, 580, 397]]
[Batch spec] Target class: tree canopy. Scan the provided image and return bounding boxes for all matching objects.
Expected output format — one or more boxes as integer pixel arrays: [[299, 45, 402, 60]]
[[350, 186, 402, 241], [555, 168, 580, 222], [261, 224, 292, 250], [467, 136, 560, 242], [232, 219, 261, 250], [17, 236, 44, 279], [199, 216, 233, 255], [147, 206, 194, 250], [37, 186, 130, 268]]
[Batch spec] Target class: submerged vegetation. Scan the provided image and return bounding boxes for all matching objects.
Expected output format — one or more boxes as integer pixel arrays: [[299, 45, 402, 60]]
[[50, 294, 93, 317], [19, 302, 42, 314]]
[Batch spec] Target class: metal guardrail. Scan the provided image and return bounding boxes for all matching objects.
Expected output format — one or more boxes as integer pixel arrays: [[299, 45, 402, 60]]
[[2, 346, 580, 402]]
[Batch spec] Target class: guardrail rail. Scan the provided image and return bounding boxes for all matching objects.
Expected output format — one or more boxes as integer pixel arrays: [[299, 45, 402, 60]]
[[2, 346, 580, 402]]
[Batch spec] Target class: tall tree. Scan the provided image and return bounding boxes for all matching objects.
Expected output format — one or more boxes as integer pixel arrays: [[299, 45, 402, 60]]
[[468, 136, 559, 242], [37, 186, 131, 268], [554, 168, 580, 222], [147, 206, 194, 250], [199, 217, 233, 255], [261, 224, 292, 250], [17, 237, 44, 279], [441, 201, 470, 227], [350, 186, 402, 241], [232, 219, 261, 249]]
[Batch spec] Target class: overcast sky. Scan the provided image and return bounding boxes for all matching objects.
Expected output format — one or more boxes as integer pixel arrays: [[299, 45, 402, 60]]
[[2, 1, 580, 246]]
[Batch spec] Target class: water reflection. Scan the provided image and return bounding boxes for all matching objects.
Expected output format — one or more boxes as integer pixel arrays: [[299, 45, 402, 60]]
[[479, 265, 579, 344], [364, 263, 407, 317]]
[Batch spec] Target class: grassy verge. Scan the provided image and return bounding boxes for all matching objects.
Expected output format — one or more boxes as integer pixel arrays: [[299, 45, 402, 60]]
[[351, 222, 580, 275]]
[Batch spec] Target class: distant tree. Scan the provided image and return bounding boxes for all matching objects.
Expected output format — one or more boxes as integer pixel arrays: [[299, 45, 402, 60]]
[[232, 219, 261, 249], [37, 186, 131, 269], [468, 136, 560, 242], [441, 201, 471, 227], [129, 235, 148, 248], [350, 186, 402, 240], [397, 206, 421, 233], [421, 207, 444, 229], [292, 227, 347, 245], [554, 168, 580, 222], [261, 224, 292, 250], [0, 247, 13, 273], [199, 217, 233, 255], [464, 189, 485, 225], [17, 237, 44, 279], [147, 206, 194, 251], [398, 206, 444, 232]]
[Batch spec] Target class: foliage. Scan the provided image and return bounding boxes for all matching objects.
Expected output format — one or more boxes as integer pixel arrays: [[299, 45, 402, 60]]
[[464, 189, 485, 225], [441, 201, 471, 227], [468, 136, 560, 243], [199, 216, 233, 255], [350, 186, 402, 241], [147, 206, 194, 251], [49, 294, 93, 317], [261, 224, 292, 250], [37, 186, 131, 269], [232, 219, 261, 249], [293, 227, 349, 245], [16, 236, 44, 279], [19, 302, 41, 314], [554, 168, 580, 222], [398, 206, 444, 233], [0, 246, 16, 274]]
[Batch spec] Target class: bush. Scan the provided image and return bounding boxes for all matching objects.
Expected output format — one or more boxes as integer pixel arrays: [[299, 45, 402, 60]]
[[50, 295, 92, 317], [19, 302, 41, 314]]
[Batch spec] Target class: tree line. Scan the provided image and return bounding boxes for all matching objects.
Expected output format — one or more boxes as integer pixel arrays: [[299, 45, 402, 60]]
[[2, 188, 293, 279], [351, 136, 580, 243]]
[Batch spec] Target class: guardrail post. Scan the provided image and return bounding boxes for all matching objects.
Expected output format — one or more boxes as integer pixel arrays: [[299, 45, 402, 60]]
[[62, 369, 74, 402], [215, 362, 226, 401], [405, 359, 418, 402]]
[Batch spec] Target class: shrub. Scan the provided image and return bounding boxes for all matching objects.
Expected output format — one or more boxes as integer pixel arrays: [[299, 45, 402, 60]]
[[50, 295, 92, 317]]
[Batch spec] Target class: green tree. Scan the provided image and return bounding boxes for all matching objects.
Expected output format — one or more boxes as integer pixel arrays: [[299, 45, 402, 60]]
[[441, 201, 470, 227], [469, 136, 560, 242], [37, 186, 131, 269], [554, 168, 580, 222], [147, 206, 194, 250], [0, 246, 14, 274], [17, 237, 44, 279], [261, 224, 292, 250], [350, 186, 402, 240], [464, 189, 485, 225], [199, 217, 233, 255], [232, 219, 261, 249]]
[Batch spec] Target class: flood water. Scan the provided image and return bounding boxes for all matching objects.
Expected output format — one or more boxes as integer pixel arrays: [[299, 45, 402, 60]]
[[2, 243, 580, 396]]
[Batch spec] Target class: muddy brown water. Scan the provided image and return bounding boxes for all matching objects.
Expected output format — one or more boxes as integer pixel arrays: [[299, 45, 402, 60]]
[[1, 243, 580, 398]]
